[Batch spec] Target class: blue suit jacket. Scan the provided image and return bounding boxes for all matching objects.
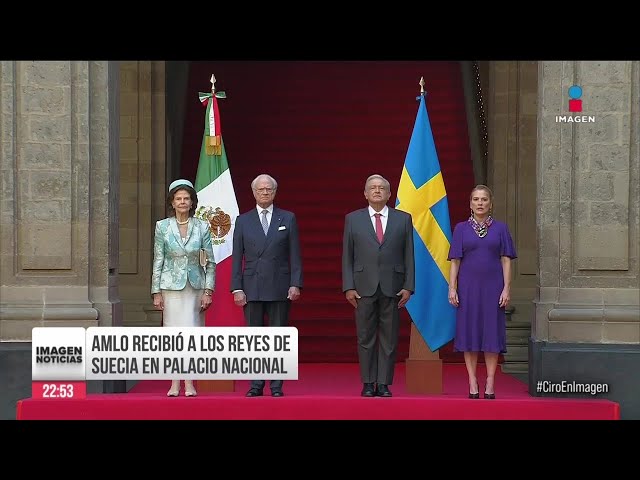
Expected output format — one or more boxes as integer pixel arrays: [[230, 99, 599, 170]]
[[231, 206, 303, 301], [151, 217, 216, 294]]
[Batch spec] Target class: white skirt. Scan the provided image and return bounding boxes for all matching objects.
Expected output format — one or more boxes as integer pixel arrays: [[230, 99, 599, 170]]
[[161, 282, 205, 327]]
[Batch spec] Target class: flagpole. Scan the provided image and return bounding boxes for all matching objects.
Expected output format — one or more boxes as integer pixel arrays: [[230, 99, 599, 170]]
[[196, 73, 236, 394], [404, 77, 445, 395]]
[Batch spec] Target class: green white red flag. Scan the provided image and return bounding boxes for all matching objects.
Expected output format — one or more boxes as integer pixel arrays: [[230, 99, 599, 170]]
[[194, 79, 244, 326]]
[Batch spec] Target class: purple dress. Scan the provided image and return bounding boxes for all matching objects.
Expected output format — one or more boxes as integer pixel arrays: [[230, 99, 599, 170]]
[[447, 219, 517, 353]]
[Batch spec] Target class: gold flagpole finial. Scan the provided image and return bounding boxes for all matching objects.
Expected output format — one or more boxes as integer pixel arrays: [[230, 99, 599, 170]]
[[206, 74, 222, 156], [419, 77, 425, 95]]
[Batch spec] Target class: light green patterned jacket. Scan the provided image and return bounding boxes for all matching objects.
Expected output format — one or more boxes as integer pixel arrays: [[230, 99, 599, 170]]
[[151, 217, 216, 294]]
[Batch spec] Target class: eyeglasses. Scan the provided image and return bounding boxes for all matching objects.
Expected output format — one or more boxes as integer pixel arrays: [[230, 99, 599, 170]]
[[255, 188, 275, 194]]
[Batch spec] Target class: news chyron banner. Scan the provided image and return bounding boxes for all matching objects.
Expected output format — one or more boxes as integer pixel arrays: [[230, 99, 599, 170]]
[[32, 327, 86, 381], [32, 327, 298, 381]]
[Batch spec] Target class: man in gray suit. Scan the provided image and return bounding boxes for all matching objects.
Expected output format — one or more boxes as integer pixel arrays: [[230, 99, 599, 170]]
[[342, 174, 415, 397], [231, 174, 303, 397]]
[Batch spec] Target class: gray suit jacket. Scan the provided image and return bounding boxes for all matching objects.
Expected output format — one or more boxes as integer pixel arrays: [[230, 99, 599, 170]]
[[342, 207, 415, 298]]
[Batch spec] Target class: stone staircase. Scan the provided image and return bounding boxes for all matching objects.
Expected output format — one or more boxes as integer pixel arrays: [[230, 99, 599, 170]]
[[501, 304, 532, 375]]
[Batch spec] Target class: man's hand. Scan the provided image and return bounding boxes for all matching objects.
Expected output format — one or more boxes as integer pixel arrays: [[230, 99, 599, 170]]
[[345, 289, 361, 308], [287, 286, 301, 301], [396, 289, 411, 308], [153, 293, 164, 310], [233, 291, 247, 307]]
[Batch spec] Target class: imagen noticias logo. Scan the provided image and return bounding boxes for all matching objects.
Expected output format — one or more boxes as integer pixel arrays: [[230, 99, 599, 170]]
[[556, 85, 595, 123]]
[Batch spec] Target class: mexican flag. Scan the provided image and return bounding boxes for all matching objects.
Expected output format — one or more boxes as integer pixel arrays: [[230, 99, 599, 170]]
[[194, 88, 244, 327]]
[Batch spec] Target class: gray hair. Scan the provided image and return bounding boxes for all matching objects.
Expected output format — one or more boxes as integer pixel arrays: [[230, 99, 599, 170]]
[[251, 174, 278, 191], [364, 174, 391, 192]]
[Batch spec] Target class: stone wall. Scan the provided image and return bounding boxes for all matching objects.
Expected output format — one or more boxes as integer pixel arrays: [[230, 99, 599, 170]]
[[535, 61, 639, 342], [117, 61, 166, 327], [0, 61, 121, 340], [487, 61, 539, 321]]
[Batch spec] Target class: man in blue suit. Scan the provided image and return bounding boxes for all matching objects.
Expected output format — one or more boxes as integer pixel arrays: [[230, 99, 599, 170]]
[[231, 174, 303, 397]]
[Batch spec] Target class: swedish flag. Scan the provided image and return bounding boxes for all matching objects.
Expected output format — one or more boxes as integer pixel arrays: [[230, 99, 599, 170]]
[[396, 93, 456, 351]]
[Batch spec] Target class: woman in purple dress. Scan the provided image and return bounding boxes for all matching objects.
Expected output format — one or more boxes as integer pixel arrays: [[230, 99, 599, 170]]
[[447, 185, 516, 399]]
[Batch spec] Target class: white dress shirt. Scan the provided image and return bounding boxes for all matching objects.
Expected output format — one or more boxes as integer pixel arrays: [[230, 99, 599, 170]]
[[368, 205, 389, 234], [257, 204, 274, 231], [232, 204, 275, 295]]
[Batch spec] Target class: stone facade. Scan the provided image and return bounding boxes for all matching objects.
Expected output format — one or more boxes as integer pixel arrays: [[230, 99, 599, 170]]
[[529, 61, 640, 419], [117, 61, 166, 328], [486, 61, 539, 323], [1, 61, 120, 340], [534, 61, 639, 342]]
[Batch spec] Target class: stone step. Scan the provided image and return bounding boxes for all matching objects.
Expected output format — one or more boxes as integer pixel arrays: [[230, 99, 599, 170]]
[[506, 336, 529, 346], [505, 320, 531, 329], [509, 312, 532, 324], [506, 327, 530, 337], [503, 345, 528, 360], [504, 356, 528, 365], [504, 316, 530, 373], [501, 362, 529, 374]]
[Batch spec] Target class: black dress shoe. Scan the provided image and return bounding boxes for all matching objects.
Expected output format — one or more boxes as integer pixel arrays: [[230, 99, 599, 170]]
[[361, 383, 375, 397], [376, 384, 392, 397], [484, 393, 496, 399], [246, 388, 263, 397], [271, 390, 284, 397]]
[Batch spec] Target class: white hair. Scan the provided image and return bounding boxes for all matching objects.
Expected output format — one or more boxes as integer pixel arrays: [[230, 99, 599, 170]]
[[364, 174, 391, 192], [251, 174, 278, 191]]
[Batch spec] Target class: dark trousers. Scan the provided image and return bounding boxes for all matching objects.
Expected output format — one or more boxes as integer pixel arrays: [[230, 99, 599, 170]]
[[355, 285, 400, 385], [244, 300, 290, 391]]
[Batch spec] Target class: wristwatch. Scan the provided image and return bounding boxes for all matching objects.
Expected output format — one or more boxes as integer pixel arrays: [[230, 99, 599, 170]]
[[204, 289, 212, 296]]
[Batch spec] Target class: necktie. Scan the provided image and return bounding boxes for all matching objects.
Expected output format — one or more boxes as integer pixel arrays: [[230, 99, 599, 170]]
[[374, 213, 383, 244], [261, 209, 269, 235]]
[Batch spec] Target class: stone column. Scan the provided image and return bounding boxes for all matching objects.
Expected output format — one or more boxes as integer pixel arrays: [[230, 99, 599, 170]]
[[118, 61, 166, 328], [0, 61, 121, 408], [487, 61, 539, 316], [532, 61, 640, 418], [486, 61, 539, 372]]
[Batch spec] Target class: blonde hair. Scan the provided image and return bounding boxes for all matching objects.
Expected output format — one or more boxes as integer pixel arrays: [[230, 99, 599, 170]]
[[470, 184, 493, 202]]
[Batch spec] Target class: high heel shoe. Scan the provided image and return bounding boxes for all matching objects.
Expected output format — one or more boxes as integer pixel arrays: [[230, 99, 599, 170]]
[[167, 381, 180, 397], [469, 381, 480, 399], [184, 381, 197, 397], [484, 378, 495, 399]]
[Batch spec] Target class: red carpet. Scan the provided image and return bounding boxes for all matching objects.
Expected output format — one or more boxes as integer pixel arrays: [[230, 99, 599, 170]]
[[17, 364, 619, 420]]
